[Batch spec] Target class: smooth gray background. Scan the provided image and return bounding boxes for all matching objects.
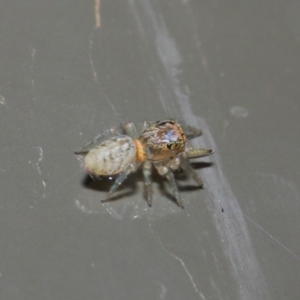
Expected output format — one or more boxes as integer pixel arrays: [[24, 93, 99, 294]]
[[1, 1, 300, 299]]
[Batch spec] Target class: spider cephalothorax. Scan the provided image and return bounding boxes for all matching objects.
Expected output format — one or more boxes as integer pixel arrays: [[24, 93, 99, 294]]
[[137, 120, 187, 161]]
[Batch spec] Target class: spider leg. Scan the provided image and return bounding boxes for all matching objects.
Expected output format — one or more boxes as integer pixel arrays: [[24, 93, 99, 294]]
[[75, 126, 120, 154], [101, 163, 139, 202], [186, 147, 212, 159], [140, 121, 151, 133], [154, 163, 183, 208], [143, 161, 153, 206], [121, 122, 138, 139], [181, 124, 202, 140], [180, 155, 204, 187]]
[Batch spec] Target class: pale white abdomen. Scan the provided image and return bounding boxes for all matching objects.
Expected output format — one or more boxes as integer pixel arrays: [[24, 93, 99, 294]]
[[84, 136, 137, 175]]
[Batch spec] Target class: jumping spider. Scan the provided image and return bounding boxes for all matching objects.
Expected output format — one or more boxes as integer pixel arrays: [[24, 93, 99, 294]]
[[75, 120, 212, 208]]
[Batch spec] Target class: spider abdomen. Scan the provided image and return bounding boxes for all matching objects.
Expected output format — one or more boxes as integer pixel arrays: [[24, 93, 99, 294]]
[[84, 136, 137, 176]]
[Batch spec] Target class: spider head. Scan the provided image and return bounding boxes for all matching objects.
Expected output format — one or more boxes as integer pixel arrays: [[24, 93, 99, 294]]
[[138, 120, 187, 161]]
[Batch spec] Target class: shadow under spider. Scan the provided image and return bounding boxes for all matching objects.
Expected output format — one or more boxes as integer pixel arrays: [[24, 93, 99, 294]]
[[81, 162, 213, 204], [157, 162, 214, 205], [81, 170, 140, 202]]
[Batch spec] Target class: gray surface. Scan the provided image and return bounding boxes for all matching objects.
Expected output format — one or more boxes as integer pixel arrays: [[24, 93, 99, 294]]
[[1, 1, 300, 299]]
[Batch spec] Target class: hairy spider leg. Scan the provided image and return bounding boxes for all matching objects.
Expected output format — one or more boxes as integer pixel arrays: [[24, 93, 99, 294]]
[[75, 122, 139, 154], [121, 122, 138, 139], [180, 154, 204, 187], [180, 146, 212, 187], [186, 148, 212, 158], [154, 163, 184, 208], [140, 121, 151, 133], [181, 124, 202, 140], [75, 126, 120, 154], [142, 161, 153, 206], [101, 162, 140, 203]]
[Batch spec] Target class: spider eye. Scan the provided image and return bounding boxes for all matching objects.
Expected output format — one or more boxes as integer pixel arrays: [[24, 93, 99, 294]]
[[157, 120, 175, 126]]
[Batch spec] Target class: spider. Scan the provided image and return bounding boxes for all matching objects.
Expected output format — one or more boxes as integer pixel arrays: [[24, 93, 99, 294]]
[[75, 120, 212, 208]]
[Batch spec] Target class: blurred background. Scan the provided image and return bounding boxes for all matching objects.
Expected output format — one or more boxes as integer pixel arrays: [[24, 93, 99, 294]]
[[0, 1, 300, 299]]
